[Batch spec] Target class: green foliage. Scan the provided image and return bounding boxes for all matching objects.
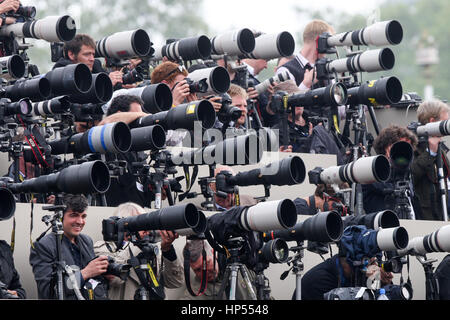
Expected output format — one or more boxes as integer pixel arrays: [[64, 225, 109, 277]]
[[292, 0, 450, 101]]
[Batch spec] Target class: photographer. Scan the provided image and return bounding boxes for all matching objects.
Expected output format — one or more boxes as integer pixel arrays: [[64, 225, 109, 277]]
[[362, 125, 420, 216], [276, 19, 335, 90], [150, 61, 197, 107], [411, 100, 450, 220], [270, 80, 312, 153], [29, 194, 110, 300], [209, 165, 257, 211], [0, 239, 26, 299], [293, 183, 350, 216], [53, 33, 123, 87], [98, 94, 152, 208], [297, 225, 393, 300], [242, 58, 280, 127], [0, 0, 20, 27], [94, 202, 184, 300]]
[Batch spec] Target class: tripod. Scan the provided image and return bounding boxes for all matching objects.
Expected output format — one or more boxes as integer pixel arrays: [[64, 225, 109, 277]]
[[281, 241, 305, 300], [393, 180, 415, 220], [217, 237, 257, 300], [416, 255, 440, 300], [128, 234, 165, 300]]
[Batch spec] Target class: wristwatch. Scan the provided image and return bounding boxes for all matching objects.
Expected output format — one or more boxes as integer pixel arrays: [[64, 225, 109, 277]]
[[0, 14, 6, 26]]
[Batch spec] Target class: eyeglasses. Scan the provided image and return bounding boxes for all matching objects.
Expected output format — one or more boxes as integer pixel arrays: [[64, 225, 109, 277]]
[[165, 65, 186, 79]]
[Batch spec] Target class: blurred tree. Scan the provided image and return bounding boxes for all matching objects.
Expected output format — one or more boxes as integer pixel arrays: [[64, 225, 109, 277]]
[[22, 0, 210, 72], [291, 0, 450, 101]]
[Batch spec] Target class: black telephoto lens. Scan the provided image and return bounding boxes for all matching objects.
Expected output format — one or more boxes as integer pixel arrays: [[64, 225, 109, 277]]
[[45, 63, 93, 96], [6, 161, 111, 194], [347, 76, 403, 107], [0, 188, 16, 221], [4, 77, 52, 102], [130, 125, 166, 152], [69, 72, 113, 104]]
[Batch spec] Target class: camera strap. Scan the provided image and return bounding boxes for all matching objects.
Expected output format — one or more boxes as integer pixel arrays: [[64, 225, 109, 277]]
[[179, 164, 199, 201], [183, 241, 208, 297], [128, 248, 165, 300]]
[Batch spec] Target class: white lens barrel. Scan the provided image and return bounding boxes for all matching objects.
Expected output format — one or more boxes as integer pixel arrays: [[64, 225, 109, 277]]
[[326, 48, 395, 74], [211, 28, 256, 56], [254, 71, 290, 94], [377, 227, 409, 251], [244, 31, 295, 60], [416, 120, 450, 137], [320, 155, 390, 185], [96, 29, 150, 59], [240, 199, 297, 232], [426, 224, 450, 252], [188, 66, 230, 95], [0, 15, 77, 42], [0, 55, 26, 81], [327, 20, 403, 48]]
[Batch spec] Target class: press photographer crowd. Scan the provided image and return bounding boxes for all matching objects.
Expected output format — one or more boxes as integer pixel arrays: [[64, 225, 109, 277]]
[[1, 1, 450, 302]]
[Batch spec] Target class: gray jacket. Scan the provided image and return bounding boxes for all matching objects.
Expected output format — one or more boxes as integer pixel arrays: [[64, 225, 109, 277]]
[[29, 233, 97, 300]]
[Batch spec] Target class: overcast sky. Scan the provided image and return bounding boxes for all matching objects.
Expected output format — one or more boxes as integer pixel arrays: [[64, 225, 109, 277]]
[[203, 0, 381, 35]]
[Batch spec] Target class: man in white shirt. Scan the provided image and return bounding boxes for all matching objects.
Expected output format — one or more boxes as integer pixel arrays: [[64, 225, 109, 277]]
[[276, 20, 335, 91]]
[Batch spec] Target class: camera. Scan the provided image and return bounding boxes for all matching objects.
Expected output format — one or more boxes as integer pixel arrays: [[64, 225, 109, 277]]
[[0, 54, 26, 81], [95, 29, 151, 59], [399, 224, 450, 256], [104, 256, 131, 280], [136, 99, 216, 131], [153, 35, 212, 61], [254, 71, 290, 94], [271, 83, 348, 113], [170, 133, 263, 167], [48, 122, 132, 156], [185, 77, 208, 94], [317, 20, 403, 53], [217, 92, 242, 123], [187, 66, 231, 96], [122, 66, 144, 85], [112, 83, 173, 114], [102, 203, 201, 250], [0, 187, 16, 221], [211, 28, 256, 57], [243, 31, 295, 60], [344, 209, 400, 230], [130, 125, 166, 152], [3, 160, 111, 195], [258, 238, 289, 264], [0, 98, 32, 117], [263, 210, 344, 243], [3, 77, 51, 102], [408, 119, 450, 138], [346, 76, 403, 107], [309, 155, 391, 186], [44, 63, 93, 96], [317, 48, 396, 76], [215, 156, 306, 198], [68, 72, 113, 105], [32, 96, 71, 117], [0, 15, 77, 42]]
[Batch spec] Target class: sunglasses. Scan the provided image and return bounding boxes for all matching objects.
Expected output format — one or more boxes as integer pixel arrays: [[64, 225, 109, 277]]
[[165, 65, 186, 78]]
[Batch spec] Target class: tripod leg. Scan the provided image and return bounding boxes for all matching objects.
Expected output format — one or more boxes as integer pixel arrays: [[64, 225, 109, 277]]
[[216, 266, 231, 300], [228, 264, 240, 300], [239, 265, 257, 300]]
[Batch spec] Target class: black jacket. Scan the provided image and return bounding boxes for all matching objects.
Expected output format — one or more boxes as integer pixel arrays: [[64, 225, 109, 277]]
[[435, 254, 450, 300], [29, 233, 104, 300], [296, 255, 342, 300], [0, 241, 26, 299]]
